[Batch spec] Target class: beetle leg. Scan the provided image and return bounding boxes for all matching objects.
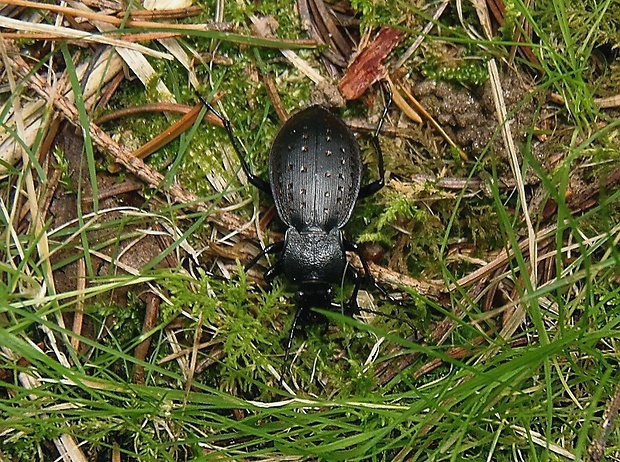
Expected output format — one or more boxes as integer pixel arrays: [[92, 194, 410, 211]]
[[196, 94, 272, 195], [344, 239, 397, 302], [263, 259, 284, 290], [344, 239, 372, 280], [282, 304, 306, 371], [343, 265, 362, 315], [358, 88, 393, 199], [244, 241, 284, 272]]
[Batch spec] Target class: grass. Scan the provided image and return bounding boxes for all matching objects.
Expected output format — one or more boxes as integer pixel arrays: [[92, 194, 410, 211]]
[[1, 0, 619, 460]]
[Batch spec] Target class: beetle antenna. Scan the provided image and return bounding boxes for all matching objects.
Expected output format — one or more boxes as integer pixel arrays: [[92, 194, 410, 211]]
[[195, 92, 271, 194], [374, 83, 393, 138], [358, 83, 393, 199]]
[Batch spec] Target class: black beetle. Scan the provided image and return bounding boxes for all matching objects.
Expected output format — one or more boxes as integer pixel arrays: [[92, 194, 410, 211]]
[[202, 92, 392, 360]]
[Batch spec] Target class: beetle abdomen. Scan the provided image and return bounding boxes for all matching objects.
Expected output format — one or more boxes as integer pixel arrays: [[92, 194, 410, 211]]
[[269, 105, 362, 231]]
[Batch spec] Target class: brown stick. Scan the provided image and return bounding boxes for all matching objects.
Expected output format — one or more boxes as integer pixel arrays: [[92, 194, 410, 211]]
[[133, 293, 160, 384]]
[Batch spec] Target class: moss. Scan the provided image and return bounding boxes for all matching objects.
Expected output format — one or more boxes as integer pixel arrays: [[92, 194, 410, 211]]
[[422, 59, 489, 87], [497, 0, 523, 41], [91, 297, 144, 347], [0, 438, 42, 462], [165, 270, 291, 394]]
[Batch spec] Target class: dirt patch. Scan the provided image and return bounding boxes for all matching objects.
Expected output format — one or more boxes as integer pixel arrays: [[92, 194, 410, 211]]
[[415, 70, 543, 167]]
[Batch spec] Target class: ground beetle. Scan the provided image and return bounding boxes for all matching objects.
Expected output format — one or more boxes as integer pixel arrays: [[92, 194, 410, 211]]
[[202, 91, 393, 361]]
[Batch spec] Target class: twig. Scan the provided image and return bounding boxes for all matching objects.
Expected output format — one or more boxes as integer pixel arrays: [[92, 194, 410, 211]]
[[262, 72, 289, 122], [2, 0, 318, 48], [133, 293, 161, 384]]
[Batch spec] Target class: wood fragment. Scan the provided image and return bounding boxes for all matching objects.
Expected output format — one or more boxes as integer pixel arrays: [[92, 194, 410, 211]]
[[367, 261, 444, 301], [82, 179, 143, 202], [339, 27, 404, 100], [595, 94, 620, 109], [552, 92, 620, 110]]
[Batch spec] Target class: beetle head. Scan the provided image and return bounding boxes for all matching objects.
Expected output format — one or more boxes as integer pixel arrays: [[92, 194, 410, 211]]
[[289, 282, 335, 331], [294, 282, 334, 309]]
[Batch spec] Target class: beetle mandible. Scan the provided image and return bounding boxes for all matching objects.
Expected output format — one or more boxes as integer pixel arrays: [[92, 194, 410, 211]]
[[203, 90, 392, 359]]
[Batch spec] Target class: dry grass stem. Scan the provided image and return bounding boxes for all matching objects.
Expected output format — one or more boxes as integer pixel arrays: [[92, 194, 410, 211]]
[[488, 59, 537, 285], [0, 15, 171, 59]]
